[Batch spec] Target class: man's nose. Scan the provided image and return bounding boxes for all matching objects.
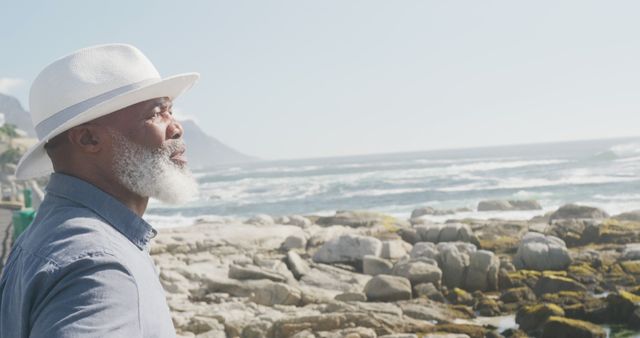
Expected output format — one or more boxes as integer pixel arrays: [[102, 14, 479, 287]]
[[167, 119, 183, 140]]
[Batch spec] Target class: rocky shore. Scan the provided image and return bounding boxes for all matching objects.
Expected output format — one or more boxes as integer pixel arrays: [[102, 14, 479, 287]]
[[151, 203, 640, 338]]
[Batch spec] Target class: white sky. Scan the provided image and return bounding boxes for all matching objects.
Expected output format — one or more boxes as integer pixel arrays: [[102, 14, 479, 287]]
[[2, 1, 640, 160]]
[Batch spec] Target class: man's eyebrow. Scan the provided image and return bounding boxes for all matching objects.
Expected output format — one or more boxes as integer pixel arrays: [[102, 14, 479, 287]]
[[150, 100, 172, 112]]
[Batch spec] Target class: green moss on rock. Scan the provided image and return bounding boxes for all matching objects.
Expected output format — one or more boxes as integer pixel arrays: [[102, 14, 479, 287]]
[[503, 270, 541, 289], [541, 316, 605, 338], [606, 290, 640, 325], [534, 275, 587, 296], [516, 303, 565, 332], [619, 260, 640, 275], [598, 219, 640, 244]]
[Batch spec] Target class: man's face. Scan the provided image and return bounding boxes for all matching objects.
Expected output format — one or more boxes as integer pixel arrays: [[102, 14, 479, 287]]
[[106, 97, 185, 166], [99, 97, 198, 204]]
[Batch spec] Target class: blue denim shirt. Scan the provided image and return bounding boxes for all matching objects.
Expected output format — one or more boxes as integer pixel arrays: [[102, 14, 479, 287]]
[[0, 173, 176, 337]]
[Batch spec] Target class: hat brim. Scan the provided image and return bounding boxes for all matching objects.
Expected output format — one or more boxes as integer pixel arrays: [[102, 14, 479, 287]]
[[15, 72, 199, 180]]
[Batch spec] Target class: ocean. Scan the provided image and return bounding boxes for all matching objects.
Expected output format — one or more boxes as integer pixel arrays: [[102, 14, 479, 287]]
[[144, 137, 640, 228]]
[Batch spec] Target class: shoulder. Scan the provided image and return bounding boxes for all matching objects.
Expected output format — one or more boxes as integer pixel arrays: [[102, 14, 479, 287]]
[[28, 251, 143, 337], [18, 198, 133, 268]]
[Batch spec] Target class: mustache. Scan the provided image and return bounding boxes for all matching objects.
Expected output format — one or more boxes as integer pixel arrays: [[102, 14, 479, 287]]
[[159, 139, 186, 155]]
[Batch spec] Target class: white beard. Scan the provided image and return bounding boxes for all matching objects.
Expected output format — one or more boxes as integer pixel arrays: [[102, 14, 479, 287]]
[[109, 130, 199, 205]]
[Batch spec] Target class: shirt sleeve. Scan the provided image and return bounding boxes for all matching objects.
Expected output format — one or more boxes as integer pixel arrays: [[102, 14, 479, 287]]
[[29, 252, 142, 338]]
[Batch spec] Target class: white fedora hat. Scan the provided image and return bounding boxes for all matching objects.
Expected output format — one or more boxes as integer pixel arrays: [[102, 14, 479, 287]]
[[16, 43, 199, 180]]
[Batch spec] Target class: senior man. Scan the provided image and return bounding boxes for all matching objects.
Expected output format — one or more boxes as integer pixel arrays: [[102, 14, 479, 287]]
[[0, 44, 199, 337]]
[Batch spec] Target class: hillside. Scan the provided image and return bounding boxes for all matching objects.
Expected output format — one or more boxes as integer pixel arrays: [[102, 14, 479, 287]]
[[0, 94, 35, 136]]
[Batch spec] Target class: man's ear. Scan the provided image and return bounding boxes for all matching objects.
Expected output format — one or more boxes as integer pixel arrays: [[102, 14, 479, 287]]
[[66, 124, 104, 153]]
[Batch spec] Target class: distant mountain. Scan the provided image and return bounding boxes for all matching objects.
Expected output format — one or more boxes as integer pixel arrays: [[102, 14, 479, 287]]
[[180, 119, 259, 169], [0, 94, 36, 136], [0, 93, 258, 168]]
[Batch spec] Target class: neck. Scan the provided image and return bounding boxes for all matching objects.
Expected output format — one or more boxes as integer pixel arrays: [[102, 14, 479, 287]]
[[56, 170, 149, 217]]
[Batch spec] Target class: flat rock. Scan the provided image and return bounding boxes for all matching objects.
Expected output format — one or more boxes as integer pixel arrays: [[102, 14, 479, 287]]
[[613, 210, 640, 222], [334, 292, 367, 302], [541, 316, 605, 338], [549, 204, 609, 221], [316, 210, 408, 228], [228, 264, 287, 282], [533, 275, 587, 296], [392, 260, 442, 286], [478, 200, 541, 211], [300, 264, 371, 293], [250, 282, 302, 306]]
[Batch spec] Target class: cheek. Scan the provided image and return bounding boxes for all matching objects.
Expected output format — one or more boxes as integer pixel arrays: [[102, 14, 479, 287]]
[[128, 123, 167, 148]]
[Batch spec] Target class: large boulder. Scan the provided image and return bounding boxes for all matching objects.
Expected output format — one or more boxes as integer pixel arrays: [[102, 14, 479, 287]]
[[363, 275, 412, 302], [465, 250, 500, 291], [410, 242, 496, 292], [549, 204, 609, 222], [437, 243, 470, 289], [478, 200, 542, 211], [313, 234, 382, 264], [541, 316, 605, 338], [392, 259, 442, 286], [514, 232, 572, 271]]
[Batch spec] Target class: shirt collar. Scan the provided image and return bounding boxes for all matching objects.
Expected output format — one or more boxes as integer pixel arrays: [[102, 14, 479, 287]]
[[45, 173, 157, 251]]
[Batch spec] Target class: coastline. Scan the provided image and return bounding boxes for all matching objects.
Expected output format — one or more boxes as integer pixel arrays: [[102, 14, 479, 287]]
[[151, 203, 640, 337]]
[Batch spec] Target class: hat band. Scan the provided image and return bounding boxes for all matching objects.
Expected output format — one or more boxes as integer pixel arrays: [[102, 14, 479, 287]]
[[35, 78, 159, 140]]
